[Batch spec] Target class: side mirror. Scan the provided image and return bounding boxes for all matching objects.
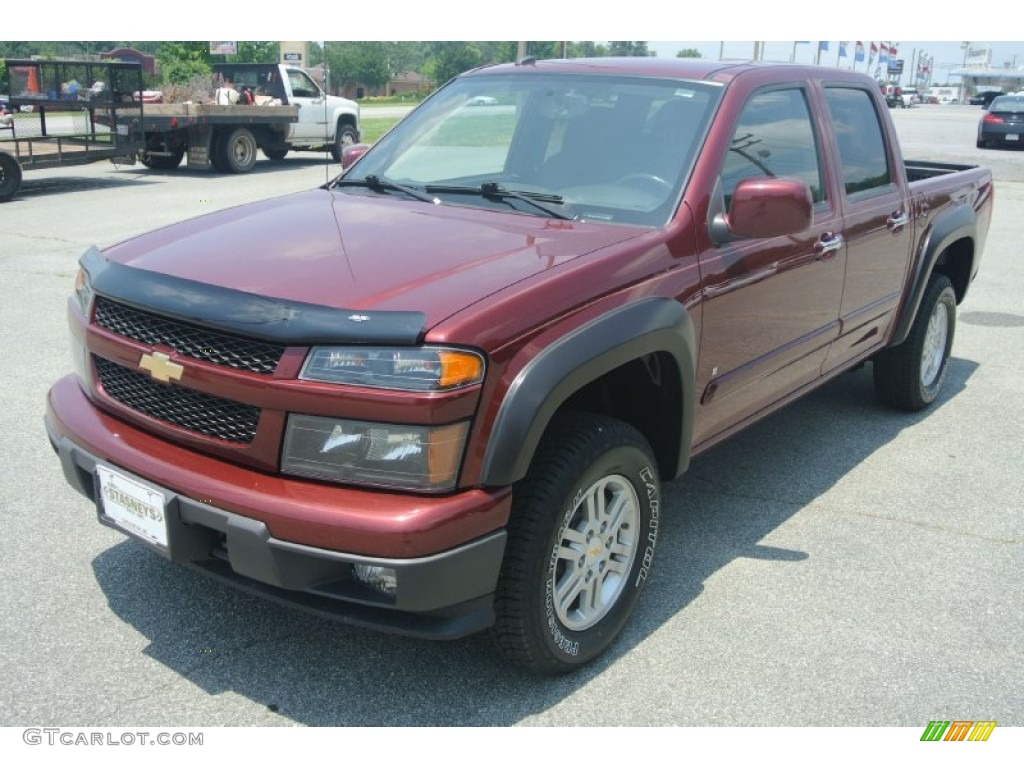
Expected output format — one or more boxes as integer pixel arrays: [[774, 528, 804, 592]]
[[710, 177, 814, 244], [340, 143, 371, 170], [727, 177, 813, 239]]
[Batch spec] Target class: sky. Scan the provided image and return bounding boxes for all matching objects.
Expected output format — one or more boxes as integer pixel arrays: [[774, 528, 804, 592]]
[[9, 1, 1023, 85], [647, 41, 1024, 84]]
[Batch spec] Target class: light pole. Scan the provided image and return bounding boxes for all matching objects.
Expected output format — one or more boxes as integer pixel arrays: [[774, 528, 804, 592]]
[[960, 41, 970, 103]]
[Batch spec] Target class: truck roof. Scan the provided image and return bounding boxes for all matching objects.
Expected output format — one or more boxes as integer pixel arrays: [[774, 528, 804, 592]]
[[466, 57, 878, 88]]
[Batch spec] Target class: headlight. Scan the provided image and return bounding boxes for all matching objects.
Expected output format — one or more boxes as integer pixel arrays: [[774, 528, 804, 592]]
[[300, 346, 484, 391], [281, 414, 469, 492], [73, 265, 95, 317]]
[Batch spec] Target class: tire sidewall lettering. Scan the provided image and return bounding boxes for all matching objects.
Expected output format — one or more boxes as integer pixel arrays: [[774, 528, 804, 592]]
[[541, 452, 660, 663]]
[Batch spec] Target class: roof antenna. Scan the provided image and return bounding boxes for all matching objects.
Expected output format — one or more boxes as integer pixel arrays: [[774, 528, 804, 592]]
[[517, 56, 537, 66]]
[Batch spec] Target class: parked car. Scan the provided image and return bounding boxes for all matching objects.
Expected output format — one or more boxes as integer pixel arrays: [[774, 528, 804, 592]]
[[46, 59, 993, 674], [969, 90, 1004, 107], [880, 83, 902, 108], [899, 87, 921, 107], [977, 94, 1024, 148]]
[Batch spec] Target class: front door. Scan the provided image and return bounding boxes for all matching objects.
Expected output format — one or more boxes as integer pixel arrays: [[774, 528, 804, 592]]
[[693, 85, 846, 447], [286, 68, 329, 142]]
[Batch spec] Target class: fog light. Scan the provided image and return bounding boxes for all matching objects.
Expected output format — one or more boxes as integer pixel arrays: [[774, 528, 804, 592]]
[[352, 564, 398, 596]]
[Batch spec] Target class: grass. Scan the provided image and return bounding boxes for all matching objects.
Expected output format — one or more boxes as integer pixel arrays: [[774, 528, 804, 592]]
[[360, 116, 401, 144]]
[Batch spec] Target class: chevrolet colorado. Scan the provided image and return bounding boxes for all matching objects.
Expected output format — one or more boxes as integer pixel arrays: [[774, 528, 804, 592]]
[[45, 59, 992, 674]]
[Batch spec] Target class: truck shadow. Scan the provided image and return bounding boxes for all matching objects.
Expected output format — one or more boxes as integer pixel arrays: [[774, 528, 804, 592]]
[[119, 156, 339, 179], [90, 357, 978, 726], [13, 175, 157, 199]]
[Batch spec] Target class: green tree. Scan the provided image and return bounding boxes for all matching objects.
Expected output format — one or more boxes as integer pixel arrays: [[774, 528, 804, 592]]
[[326, 42, 393, 93], [676, 48, 702, 58], [157, 41, 212, 84], [569, 41, 609, 58], [230, 41, 279, 63], [608, 41, 652, 57], [429, 42, 484, 85]]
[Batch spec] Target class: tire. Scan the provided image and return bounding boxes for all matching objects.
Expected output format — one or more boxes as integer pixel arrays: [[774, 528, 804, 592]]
[[330, 121, 358, 163], [491, 412, 660, 674], [0, 151, 22, 202], [141, 148, 184, 170], [208, 131, 229, 172], [874, 273, 957, 411], [263, 148, 288, 161], [220, 127, 258, 173]]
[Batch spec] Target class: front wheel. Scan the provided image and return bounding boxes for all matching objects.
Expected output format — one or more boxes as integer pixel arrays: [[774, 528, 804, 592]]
[[330, 122, 358, 162], [491, 413, 660, 674], [874, 273, 957, 411]]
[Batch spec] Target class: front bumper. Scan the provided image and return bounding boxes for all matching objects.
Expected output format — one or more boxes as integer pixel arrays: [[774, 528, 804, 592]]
[[45, 376, 510, 639]]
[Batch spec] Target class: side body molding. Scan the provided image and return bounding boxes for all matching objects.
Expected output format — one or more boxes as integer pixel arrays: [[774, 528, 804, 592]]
[[889, 203, 976, 347], [479, 298, 697, 487]]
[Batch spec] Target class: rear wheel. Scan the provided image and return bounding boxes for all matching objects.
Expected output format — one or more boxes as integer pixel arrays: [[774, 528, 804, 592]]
[[220, 127, 258, 173], [874, 273, 957, 411], [0, 151, 22, 201], [209, 131, 229, 172], [491, 413, 660, 674], [141, 148, 184, 170]]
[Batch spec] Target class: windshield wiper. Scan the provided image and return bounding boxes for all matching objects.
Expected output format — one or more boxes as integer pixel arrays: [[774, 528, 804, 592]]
[[425, 181, 574, 220], [331, 175, 440, 205]]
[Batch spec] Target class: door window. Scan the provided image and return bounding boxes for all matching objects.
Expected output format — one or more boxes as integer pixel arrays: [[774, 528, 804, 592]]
[[823, 87, 893, 197], [721, 88, 826, 207], [287, 70, 321, 98]]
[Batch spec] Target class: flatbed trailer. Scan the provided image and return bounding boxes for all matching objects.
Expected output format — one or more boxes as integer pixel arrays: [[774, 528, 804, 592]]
[[1, 58, 144, 201], [140, 103, 299, 173]]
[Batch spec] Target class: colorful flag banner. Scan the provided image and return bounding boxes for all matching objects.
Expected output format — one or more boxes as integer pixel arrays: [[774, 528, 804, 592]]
[[855, 41, 864, 62]]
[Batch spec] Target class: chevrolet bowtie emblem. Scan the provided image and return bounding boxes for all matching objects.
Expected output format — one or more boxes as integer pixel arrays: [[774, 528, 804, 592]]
[[139, 351, 184, 383]]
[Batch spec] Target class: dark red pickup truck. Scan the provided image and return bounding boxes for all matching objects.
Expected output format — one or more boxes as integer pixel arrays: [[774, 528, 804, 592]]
[[46, 59, 992, 674]]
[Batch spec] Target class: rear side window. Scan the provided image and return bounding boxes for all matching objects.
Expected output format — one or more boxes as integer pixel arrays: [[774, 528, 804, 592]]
[[824, 87, 892, 197], [721, 88, 825, 206]]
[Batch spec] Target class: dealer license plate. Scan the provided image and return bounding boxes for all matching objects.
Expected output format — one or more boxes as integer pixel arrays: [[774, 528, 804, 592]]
[[97, 466, 168, 548], [1008, 134, 1020, 141]]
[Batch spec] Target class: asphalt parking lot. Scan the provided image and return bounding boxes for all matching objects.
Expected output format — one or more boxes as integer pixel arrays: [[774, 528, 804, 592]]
[[1, 105, 1021, 728]]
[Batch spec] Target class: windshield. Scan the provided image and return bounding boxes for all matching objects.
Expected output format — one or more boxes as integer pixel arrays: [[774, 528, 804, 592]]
[[342, 72, 721, 227], [989, 96, 1024, 112]]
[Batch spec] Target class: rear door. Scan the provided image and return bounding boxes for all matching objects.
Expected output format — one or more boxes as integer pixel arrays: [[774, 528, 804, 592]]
[[820, 85, 914, 373]]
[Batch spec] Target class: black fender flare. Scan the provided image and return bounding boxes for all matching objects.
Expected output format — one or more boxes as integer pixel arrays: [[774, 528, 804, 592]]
[[889, 203, 975, 347], [479, 297, 697, 487]]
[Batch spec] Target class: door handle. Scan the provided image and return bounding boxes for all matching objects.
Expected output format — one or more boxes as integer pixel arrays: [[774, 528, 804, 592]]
[[887, 211, 910, 230], [814, 232, 844, 259]]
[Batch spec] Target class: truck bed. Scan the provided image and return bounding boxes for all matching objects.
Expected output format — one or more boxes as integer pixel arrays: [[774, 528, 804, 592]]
[[143, 103, 299, 126]]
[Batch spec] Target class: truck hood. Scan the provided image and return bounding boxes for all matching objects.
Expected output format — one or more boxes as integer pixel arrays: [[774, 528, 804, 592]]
[[103, 188, 641, 331]]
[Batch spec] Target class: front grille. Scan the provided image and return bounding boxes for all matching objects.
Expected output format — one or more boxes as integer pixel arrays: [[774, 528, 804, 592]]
[[95, 356, 260, 444], [94, 297, 285, 374]]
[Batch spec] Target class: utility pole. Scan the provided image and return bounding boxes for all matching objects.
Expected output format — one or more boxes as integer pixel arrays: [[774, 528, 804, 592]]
[[517, 41, 528, 61]]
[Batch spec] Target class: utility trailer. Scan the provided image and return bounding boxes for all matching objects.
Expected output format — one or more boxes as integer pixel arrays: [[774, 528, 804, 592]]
[[0, 59, 144, 202]]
